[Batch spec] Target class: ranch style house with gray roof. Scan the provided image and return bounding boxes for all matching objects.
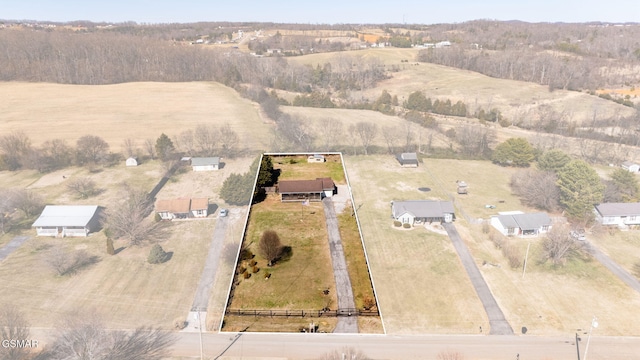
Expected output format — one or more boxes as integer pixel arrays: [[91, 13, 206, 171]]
[[594, 202, 640, 227], [391, 200, 455, 224]]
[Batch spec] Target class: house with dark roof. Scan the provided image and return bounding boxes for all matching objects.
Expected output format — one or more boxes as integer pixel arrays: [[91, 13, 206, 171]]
[[397, 153, 419, 167], [278, 178, 336, 202], [594, 202, 640, 227], [391, 200, 455, 224], [191, 157, 220, 171], [32, 205, 101, 237], [490, 211, 552, 237], [156, 198, 209, 220]]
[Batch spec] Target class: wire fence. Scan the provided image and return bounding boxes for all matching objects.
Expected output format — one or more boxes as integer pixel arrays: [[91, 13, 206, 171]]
[[225, 308, 379, 318]]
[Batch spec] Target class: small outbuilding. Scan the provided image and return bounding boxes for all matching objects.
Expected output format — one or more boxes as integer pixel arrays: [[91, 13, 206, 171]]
[[621, 161, 640, 173], [391, 200, 455, 224], [397, 153, 419, 167], [191, 157, 220, 171], [125, 157, 138, 167], [32, 205, 101, 237], [307, 154, 326, 163], [490, 211, 552, 237]]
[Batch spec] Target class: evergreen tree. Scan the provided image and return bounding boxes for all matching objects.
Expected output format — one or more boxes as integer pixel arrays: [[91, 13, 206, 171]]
[[538, 149, 571, 173], [491, 138, 535, 167], [155, 133, 175, 161], [557, 160, 605, 220], [610, 168, 640, 202], [106, 238, 115, 255]]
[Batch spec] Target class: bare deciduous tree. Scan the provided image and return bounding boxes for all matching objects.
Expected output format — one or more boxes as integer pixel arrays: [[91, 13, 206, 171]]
[[194, 124, 217, 156], [45, 247, 99, 276], [318, 118, 343, 151], [104, 186, 155, 246], [511, 170, 561, 211], [9, 189, 44, 218], [318, 347, 370, 360], [218, 123, 241, 157], [0, 304, 31, 360], [76, 135, 110, 166], [352, 122, 377, 155], [259, 230, 282, 266], [144, 139, 156, 159], [541, 224, 583, 266], [0, 131, 32, 170], [122, 138, 137, 158], [67, 177, 101, 199], [382, 125, 401, 154]]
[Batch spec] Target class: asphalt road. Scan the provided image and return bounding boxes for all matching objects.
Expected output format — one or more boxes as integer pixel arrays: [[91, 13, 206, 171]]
[[443, 223, 514, 335], [322, 197, 358, 333], [0, 235, 29, 261]]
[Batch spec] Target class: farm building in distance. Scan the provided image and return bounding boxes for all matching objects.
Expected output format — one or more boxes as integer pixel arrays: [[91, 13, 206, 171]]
[[32, 205, 101, 237], [278, 178, 336, 202], [397, 153, 419, 167], [621, 161, 640, 173], [191, 157, 220, 171], [391, 200, 455, 225], [125, 157, 138, 166], [594, 202, 640, 228], [156, 198, 209, 220], [490, 211, 552, 237]]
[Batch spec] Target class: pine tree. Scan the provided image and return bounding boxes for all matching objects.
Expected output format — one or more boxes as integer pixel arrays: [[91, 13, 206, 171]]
[[106, 238, 115, 255]]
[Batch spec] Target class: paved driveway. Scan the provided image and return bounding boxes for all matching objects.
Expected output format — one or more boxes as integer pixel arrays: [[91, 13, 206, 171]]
[[585, 241, 640, 294], [322, 197, 358, 333], [0, 236, 29, 262], [443, 223, 514, 335]]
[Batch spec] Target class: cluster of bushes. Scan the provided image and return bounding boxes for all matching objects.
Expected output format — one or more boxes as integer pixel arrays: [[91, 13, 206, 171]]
[[486, 226, 522, 269], [596, 92, 635, 108]]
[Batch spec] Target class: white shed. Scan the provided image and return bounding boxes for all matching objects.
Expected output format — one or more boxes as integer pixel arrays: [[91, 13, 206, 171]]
[[125, 157, 138, 167], [622, 161, 640, 173], [191, 157, 220, 171]]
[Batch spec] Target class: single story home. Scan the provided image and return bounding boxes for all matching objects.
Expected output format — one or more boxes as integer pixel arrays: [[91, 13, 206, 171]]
[[307, 154, 325, 163], [621, 161, 640, 173], [594, 202, 640, 227], [397, 153, 419, 167], [278, 178, 336, 202], [32, 205, 101, 237], [156, 198, 209, 220], [191, 157, 220, 171], [490, 211, 552, 237], [125, 157, 138, 167], [391, 200, 455, 224]]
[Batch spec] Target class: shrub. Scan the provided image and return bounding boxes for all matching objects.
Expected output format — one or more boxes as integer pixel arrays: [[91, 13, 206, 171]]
[[402, 222, 411, 228], [249, 259, 257, 267], [252, 265, 259, 273], [173, 318, 187, 330], [502, 244, 522, 269], [147, 244, 169, 264], [239, 266, 247, 274], [264, 271, 271, 279], [362, 296, 376, 310], [393, 220, 402, 227], [243, 271, 251, 279], [106, 238, 115, 255], [481, 222, 490, 234], [154, 213, 162, 222]]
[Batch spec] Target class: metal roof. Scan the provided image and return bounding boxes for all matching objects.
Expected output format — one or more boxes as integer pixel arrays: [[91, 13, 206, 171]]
[[191, 157, 220, 166], [496, 212, 551, 230], [278, 179, 324, 194], [32, 205, 99, 227], [595, 202, 640, 217], [392, 200, 455, 218]]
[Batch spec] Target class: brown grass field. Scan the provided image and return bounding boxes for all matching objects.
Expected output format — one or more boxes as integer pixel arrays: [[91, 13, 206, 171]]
[[0, 81, 271, 150]]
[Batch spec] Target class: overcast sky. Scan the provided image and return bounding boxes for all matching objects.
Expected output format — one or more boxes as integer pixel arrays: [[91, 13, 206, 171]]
[[1, 0, 639, 24]]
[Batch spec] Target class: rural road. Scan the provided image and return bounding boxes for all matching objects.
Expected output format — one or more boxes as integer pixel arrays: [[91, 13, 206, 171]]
[[184, 215, 228, 332], [0, 236, 29, 261], [443, 223, 514, 335], [585, 241, 640, 294], [322, 197, 358, 333]]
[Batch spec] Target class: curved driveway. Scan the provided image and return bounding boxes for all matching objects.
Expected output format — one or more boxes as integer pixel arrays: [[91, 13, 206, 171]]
[[586, 241, 640, 293], [443, 223, 513, 335]]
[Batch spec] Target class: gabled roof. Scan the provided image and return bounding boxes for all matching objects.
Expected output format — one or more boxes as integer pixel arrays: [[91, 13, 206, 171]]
[[309, 154, 325, 159], [400, 153, 418, 160], [191, 157, 220, 166], [278, 179, 324, 194], [392, 200, 455, 218], [318, 177, 335, 191], [595, 202, 640, 217], [190, 198, 209, 211], [495, 212, 551, 230], [32, 205, 99, 227], [156, 198, 191, 214]]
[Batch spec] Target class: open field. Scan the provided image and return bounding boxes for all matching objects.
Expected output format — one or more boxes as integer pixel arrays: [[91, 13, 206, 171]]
[[0, 81, 271, 149], [588, 228, 640, 276], [271, 154, 346, 183], [344, 155, 489, 334]]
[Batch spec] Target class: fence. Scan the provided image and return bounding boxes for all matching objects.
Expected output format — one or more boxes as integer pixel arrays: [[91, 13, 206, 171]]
[[225, 308, 379, 318]]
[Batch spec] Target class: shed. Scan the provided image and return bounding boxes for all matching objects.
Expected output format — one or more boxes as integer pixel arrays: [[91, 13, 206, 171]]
[[490, 211, 552, 237], [391, 200, 455, 224], [621, 161, 640, 173], [32, 205, 101, 237], [125, 157, 138, 167], [307, 154, 326, 163], [191, 157, 220, 171], [397, 153, 419, 167]]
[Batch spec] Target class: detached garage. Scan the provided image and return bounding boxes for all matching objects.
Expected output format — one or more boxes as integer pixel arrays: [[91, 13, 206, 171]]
[[32, 205, 101, 237]]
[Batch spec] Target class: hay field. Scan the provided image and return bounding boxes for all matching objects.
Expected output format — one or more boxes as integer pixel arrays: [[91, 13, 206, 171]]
[[0, 81, 271, 149], [345, 155, 489, 334]]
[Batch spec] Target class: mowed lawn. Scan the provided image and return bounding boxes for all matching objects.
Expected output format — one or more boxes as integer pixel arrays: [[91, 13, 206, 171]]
[[0, 219, 215, 329], [344, 155, 488, 334], [0, 81, 271, 150]]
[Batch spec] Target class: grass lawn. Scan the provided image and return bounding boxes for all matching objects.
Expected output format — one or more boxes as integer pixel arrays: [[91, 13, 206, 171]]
[[587, 228, 640, 278], [345, 155, 488, 334], [271, 154, 346, 184], [0, 219, 216, 329]]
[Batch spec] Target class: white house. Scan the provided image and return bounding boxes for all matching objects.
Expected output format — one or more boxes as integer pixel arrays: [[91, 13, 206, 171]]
[[190, 198, 209, 218], [32, 205, 101, 237], [594, 202, 640, 227], [307, 154, 325, 163], [490, 211, 552, 237], [621, 161, 640, 173], [391, 200, 455, 225], [191, 157, 220, 171], [125, 157, 138, 167], [397, 153, 419, 167], [156, 198, 209, 220]]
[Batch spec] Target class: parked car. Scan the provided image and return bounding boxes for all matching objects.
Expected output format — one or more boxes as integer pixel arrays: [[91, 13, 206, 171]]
[[219, 208, 228, 217], [570, 230, 586, 241]]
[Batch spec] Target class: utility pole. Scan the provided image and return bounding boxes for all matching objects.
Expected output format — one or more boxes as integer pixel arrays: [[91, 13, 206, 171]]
[[583, 316, 598, 360], [522, 241, 531, 278]]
